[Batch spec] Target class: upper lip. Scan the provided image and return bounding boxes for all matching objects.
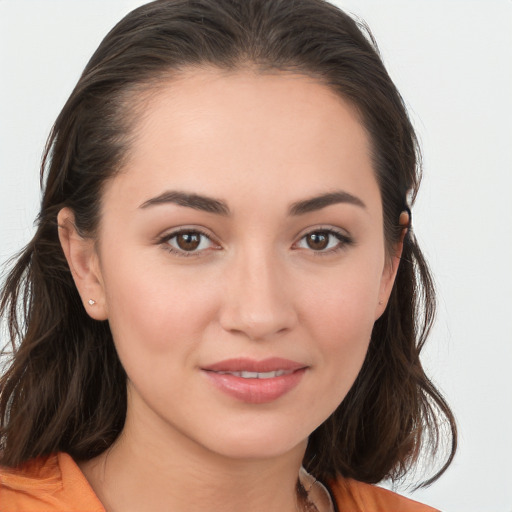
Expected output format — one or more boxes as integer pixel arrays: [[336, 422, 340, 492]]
[[202, 357, 307, 373]]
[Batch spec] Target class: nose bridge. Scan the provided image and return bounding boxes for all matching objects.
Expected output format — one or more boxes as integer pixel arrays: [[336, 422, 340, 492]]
[[219, 241, 296, 340]]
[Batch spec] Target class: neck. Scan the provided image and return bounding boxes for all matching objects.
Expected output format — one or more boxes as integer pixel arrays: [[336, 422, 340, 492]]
[[79, 402, 308, 512]]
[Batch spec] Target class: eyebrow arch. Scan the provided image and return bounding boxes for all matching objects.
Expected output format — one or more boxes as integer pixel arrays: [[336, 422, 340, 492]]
[[139, 191, 230, 215], [289, 191, 366, 215]]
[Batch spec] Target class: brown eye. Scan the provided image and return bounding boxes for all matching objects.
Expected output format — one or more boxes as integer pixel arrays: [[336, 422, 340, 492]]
[[176, 232, 201, 251], [164, 230, 216, 255], [305, 232, 330, 250], [295, 229, 352, 253]]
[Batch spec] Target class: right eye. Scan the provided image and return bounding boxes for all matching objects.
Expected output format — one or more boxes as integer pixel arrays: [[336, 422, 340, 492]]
[[160, 229, 220, 257]]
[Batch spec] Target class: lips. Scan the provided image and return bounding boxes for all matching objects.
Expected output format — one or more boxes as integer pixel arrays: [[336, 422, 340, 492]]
[[201, 358, 307, 404], [203, 357, 306, 373], [214, 369, 291, 379]]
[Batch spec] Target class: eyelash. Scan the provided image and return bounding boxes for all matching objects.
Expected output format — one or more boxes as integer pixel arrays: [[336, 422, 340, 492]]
[[158, 228, 219, 258], [293, 228, 354, 255], [158, 227, 353, 257]]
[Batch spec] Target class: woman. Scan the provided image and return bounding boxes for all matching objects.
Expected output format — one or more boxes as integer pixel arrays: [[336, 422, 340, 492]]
[[0, 0, 456, 510]]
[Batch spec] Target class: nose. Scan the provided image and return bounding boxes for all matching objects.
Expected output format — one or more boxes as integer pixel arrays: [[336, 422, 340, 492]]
[[219, 248, 297, 341]]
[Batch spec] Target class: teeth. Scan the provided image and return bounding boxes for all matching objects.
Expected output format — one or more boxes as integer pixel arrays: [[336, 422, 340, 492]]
[[217, 370, 289, 379], [241, 371, 259, 378]]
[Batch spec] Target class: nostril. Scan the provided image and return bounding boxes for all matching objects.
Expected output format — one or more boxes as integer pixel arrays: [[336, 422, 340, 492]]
[[219, 302, 297, 341]]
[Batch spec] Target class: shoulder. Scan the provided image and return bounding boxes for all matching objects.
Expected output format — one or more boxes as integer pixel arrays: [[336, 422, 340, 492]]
[[328, 477, 439, 512], [0, 452, 104, 512]]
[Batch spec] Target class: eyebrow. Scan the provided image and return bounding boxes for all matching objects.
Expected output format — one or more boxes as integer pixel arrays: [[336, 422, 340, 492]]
[[139, 191, 230, 215], [288, 191, 366, 215], [139, 189, 365, 216]]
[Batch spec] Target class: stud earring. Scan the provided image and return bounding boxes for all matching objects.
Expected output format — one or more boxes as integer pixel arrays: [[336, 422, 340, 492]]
[[378, 300, 383, 305], [88, 299, 96, 306]]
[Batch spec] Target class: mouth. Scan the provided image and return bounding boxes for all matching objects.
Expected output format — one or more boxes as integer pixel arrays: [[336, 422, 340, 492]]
[[212, 369, 294, 379], [202, 357, 307, 373], [201, 358, 308, 404]]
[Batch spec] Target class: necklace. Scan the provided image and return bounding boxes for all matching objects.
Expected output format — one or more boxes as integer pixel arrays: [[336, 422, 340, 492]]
[[298, 467, 335, 512]]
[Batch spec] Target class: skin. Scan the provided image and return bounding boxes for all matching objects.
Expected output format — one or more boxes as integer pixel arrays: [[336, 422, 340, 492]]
[[58, 68, 404, 512]]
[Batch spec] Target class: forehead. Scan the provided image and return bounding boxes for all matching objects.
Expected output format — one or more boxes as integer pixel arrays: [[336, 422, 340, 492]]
[[105, 67, 380, 215]]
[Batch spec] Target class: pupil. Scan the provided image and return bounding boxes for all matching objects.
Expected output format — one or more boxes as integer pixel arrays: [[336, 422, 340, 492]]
[[307, 232, 329, 250], [177, 233, 200, 251]]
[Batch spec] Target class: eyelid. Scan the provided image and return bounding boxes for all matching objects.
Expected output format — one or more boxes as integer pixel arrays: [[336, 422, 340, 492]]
[[157, 226, 222, 257], [292, 225, 354, 253], [293, 224, 351, 241], [156, 224, 353, 257]]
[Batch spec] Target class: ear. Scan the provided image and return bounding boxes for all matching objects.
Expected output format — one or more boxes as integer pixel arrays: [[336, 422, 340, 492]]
[[374, 211, 409, 319], [57, 208, 108, 320]]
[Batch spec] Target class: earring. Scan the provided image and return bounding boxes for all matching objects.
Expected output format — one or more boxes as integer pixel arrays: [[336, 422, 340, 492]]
[[88, 299, 96, 306], [379, 300, 383, 305]]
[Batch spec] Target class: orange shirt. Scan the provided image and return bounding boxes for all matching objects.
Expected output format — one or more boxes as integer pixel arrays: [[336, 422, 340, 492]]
[[0, 453, 438, 512]]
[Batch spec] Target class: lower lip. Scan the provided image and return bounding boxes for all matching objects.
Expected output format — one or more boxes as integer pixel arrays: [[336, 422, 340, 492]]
[[203, 369, 306, 404]]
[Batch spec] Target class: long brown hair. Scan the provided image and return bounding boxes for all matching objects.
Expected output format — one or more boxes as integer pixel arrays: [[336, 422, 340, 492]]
[[0, 0, 456, 486]]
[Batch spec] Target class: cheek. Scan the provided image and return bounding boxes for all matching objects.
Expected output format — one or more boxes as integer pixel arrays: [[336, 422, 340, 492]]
[[298, 255, 384, 390], [101, 253, 219, 368], [295, 287, 375, 430], [309, 288, 374, 381], [301, 256, 383, 338]]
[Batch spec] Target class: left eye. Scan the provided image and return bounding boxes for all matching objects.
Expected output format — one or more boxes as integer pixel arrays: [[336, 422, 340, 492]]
[[295, 230, 348, 252], [165, 231, 215, 254]]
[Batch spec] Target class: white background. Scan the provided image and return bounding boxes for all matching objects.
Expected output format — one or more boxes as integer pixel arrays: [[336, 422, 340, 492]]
[[1, 1, 511, 511]]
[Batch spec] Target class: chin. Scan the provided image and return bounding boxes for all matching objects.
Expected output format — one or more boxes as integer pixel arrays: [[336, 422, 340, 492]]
[[196, 420, 310, 462], [212, 438, 307, 462]]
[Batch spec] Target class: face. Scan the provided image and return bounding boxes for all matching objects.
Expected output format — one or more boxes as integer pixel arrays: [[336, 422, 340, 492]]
[[63, 68, 399, 462]]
